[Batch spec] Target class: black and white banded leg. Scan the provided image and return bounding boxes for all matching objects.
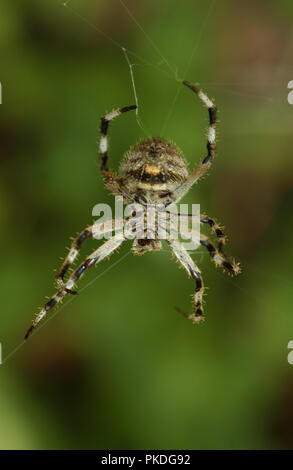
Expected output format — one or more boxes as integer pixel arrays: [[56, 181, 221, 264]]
[[183, 80, 217, 166], [199, 233, 241, 276], [167, 237, 205, 323], [166, 211, 227, 251], [200, 215, 226, 251], [25, 233, 125, 340], [173, 81, 217, 201], [99, 106, 137, 171], [56, 226, 93, 290], [55, 219, 121, 290]]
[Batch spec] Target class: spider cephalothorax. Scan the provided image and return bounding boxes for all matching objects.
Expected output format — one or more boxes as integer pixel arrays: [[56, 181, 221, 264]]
[[25, 81, 241, 340]]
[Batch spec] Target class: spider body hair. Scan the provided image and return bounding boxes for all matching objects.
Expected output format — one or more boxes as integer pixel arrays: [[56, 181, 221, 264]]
[[116, 138, 188, 205]]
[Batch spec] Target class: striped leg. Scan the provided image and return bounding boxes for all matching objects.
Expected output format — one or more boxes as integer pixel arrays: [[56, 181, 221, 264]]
[[166, 237, 205, 323], [199, 233, 241, 276], [56, 226, 93, 289], [173, 81, 217, 200], [55, 220, 120, 289], [165, 211, 227, 251], [200, 215, 226, 251], [25, 233, 125, 340], [99, 105, 137, 171], [183, 80, 217, 167]]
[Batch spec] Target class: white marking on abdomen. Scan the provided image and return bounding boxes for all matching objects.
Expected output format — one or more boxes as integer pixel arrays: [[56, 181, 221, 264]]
[[137, 183, 167, 190]]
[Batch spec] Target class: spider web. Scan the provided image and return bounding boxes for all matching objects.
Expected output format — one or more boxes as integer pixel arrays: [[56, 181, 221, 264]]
[[3, 0, 291, 361], [58, 0, 293, 309], [62, 0, 212, 253], [0, 0, 215, 364], [62, 0, 279, 138], [2, 0, 217, 361], [62, 0, 216, 139]]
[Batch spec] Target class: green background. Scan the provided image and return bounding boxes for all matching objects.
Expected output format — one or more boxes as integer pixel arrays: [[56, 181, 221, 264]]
[[1, 0, 293, 449]]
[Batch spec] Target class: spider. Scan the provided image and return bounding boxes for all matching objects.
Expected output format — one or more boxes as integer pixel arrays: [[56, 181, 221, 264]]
[[24, 80, 241, 340]]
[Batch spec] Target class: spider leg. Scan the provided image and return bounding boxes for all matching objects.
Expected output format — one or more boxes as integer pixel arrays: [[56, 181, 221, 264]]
[[25, 233, 125, 340], [165, 210, 227, 250], [166, 236, 205, 323], [55, 219, 120, 289], [99, 105, 137, 196], [173, 81, 217, 201], [172, 216, 240, 275], [200, 214, 226, 251], [199, 233, 241, 276], [56, 226, 93, 288], [99, 106, 137, 171]]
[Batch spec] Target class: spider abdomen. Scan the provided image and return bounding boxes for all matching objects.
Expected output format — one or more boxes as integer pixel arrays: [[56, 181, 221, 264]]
[[120, 137, 188, 204]]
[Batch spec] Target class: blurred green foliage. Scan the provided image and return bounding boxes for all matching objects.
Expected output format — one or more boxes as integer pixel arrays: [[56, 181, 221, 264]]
[[0, 0, 293, 450]]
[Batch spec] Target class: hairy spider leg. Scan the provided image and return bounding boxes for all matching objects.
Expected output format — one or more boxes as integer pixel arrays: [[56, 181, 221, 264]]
[[199, 233, 241, 275], [55, 220, 122, 288], [98, 105, 137, 197], [25, 233, 125, 340], [166, 236, 205, 323], [173, 81, 217, 201]]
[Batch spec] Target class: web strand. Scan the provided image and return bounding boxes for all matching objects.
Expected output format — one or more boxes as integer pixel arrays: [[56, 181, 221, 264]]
[[63, 1, 175, 81], [62, 0, 179, 137], [119, 0, 177, 79], [2, 249, 131, 364], [160, 0, 216, 136], [122, 48, 152, 138]]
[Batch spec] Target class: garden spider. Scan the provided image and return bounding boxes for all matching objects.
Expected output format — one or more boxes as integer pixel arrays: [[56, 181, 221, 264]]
[[24, 80, 241, 340]]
